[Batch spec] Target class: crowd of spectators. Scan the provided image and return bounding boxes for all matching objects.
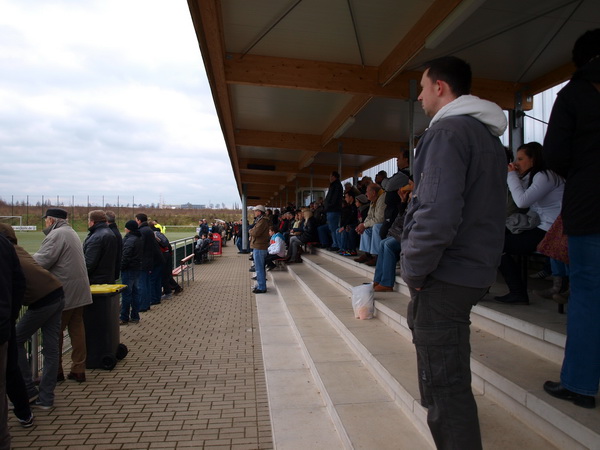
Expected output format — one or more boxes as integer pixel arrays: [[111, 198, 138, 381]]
[[0, 208, 187, 439]]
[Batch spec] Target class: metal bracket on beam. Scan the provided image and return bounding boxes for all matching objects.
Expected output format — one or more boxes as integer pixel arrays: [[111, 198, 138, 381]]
[[509, 91, 524, 153], [408, 79, 418, 171], [338, 141, 343, 176]]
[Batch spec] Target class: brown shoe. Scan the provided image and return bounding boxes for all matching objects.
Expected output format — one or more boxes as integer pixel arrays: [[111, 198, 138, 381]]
[[354, 253, 370, 263], [374, 284, 394, 292], [366, 256, 378, 266], [373, 282, 379, 287], [67, 372, 86, 382]]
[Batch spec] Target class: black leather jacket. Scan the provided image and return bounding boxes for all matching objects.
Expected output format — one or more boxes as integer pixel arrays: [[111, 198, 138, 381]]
[[83, 222, 118, 284], [121, 231, 143, 271]]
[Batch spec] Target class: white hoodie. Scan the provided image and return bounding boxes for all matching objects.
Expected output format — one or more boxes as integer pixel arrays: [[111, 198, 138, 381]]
[[430, 95, 508, 137]]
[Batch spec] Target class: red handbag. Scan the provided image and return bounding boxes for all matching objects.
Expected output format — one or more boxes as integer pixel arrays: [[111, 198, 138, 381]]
[[537, 215, 569, 264]]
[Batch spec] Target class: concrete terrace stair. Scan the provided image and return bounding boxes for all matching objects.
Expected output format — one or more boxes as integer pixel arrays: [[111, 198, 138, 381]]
[[256, 275, 432, 449], [259, 250, 600, 450]]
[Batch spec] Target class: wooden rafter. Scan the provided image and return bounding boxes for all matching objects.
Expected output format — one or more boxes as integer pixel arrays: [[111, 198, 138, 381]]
[[378, 0, 464, 85], [188, 0, 242, 192], [236, 129, 402, 158]]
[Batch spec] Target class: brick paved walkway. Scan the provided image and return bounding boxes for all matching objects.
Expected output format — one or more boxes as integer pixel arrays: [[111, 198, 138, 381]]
[[8, 245, 273, 449]]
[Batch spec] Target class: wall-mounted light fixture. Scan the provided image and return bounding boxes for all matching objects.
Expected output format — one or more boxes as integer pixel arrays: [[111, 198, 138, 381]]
[[333, 116, 356, 139], [425, 0, 485, 49]]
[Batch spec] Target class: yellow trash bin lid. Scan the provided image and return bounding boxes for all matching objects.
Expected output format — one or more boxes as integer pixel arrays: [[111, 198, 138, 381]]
[[90, 284, 128, 294]]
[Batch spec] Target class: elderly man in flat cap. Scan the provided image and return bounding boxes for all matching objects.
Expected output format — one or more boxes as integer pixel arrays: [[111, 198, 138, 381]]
[[34, 208, 92, 383]]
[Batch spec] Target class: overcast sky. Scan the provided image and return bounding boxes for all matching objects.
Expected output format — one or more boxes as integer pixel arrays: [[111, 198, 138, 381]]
[[0, 0, 239, 208]]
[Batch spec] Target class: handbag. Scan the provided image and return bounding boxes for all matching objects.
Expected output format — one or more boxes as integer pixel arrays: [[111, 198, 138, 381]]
[[536, 214, 569, 264]]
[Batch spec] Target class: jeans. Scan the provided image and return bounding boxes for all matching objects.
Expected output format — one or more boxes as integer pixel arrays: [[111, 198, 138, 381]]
[[150, 262, 163, 305], [121, 270, 141, 322], [408, 277, 487, 450], [373, 237, 401, 287], [317, 224, 332, 247], [327, 212, 340, 246], [359, 223, 383, 255], [139, 270, 152, 311], [338, 227, 358, 251], [253, 248, 268, 290], [550, 258, 569, 277], [561, 234, 600, 396], [288, 236, 304, 261], [16, 297, 65, 406]]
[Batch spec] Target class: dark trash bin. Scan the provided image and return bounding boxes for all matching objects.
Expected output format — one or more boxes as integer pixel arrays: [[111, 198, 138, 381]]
[[84, 284, 129, 370]]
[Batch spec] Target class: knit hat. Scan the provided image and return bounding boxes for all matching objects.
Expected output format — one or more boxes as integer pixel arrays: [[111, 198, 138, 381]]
[[356, 194, 369, 204], [125, 220, 139, 231]]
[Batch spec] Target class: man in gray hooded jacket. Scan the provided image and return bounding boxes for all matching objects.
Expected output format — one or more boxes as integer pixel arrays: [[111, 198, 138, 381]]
[[400, 56, 507, 449]]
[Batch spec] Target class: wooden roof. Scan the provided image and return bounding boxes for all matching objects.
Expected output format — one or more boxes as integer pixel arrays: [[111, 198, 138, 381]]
[[188, 0, 600, 205]]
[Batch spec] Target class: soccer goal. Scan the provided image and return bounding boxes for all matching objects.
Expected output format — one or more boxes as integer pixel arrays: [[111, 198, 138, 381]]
[[0, 215, 36, 231]]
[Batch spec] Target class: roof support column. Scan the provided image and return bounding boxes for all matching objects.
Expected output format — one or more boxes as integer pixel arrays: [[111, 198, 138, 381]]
[[338, 141, 343, 176], [309, 167, 314, 204], [241, 184, 249, 253], [408, 79, 418, 171], [509, 92, 525, 155]]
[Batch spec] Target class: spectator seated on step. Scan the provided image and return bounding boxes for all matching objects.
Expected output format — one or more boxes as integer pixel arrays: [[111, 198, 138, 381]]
[[373, 184, 412, 292], [194, 233, 211, 264], [265, 226, 287, 270], [286, 208, 317, 263], [354, 183, 385, 266]]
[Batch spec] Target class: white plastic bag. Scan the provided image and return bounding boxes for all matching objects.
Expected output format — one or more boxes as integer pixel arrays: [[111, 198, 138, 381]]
[[352, 283, 374, 320]]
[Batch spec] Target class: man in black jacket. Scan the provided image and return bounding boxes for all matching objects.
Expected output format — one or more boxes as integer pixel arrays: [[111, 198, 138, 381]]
[[542, 29, 600, 410], [83, 210, 118, 284], [106, 211, 123, 281], [319, 171, 343, 249], [0, 233, 26, 448], [120, 220, 143, 324], [135, 213, 164, 311]]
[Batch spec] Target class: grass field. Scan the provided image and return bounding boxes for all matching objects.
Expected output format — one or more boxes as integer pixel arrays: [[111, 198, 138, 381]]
[[15, 229, 197, 254]]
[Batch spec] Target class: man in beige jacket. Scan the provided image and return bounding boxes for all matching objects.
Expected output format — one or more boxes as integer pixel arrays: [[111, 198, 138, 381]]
[[354, 183, 386, 266]]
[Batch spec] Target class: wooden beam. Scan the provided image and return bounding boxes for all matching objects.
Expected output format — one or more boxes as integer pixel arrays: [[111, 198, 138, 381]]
[[239, 158, 300, 173], [239, 160, 337, 177], [240, 173, 288, 185], [525, 62, 574, 98], [236, 129, 401, 158], [378, 0, 464, 85], [471, 78, 530, 111], [321, 95, 372, 147], [188, 0, 242, 191], [225, 53, 411, 98], [226, 53, 525, 109]]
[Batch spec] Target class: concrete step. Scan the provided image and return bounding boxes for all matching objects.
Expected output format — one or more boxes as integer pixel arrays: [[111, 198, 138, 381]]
[[315, 250, 566, 364], [288, 252, 599, 449], [255, 286, 347, 449], [260, 271, 434, 449]]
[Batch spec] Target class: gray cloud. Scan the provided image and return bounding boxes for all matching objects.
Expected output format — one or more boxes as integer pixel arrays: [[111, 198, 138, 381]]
[[0, 0, 239, 208]]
